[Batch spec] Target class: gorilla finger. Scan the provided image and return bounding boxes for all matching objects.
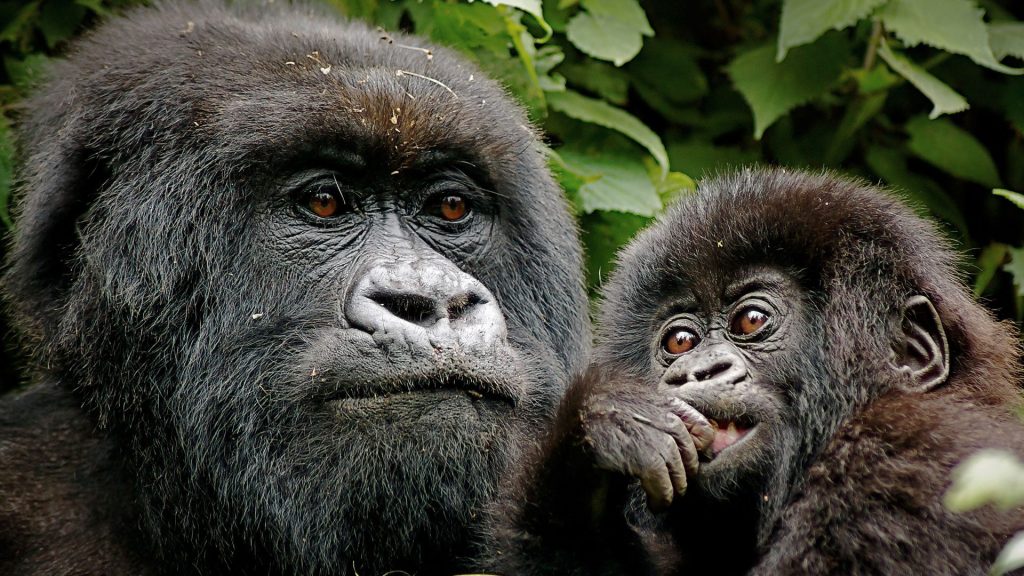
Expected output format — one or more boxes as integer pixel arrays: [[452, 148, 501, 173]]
[[639, 468, 674, 512], [664, 443, 689, 497], [669, 397, 716, 451], [672, 431, 701, 478]]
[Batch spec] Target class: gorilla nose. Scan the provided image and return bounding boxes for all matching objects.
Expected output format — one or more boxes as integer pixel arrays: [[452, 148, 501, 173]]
[[668, 347, 748, 387], [345, 260, 507, 348]]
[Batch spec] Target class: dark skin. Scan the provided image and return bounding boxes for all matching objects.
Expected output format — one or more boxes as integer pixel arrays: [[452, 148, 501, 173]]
[[0, 3, 588, 575], [493, 168, 1024, 576]]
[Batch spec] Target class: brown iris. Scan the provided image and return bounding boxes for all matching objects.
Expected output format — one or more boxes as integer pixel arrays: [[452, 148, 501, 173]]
[[731, 307, 769, 336], [663, 327, 699, 355], [308, 191, 339, 218], [439, 194, 468, 221]]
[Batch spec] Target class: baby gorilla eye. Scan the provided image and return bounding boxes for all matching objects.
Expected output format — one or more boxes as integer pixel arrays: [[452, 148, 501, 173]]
[[662, 327, 700, 355], [731, 306, 770, 336]]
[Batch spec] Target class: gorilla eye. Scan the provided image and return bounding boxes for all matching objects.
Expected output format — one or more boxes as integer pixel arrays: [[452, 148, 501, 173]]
[[731, 306, 770, 336], [662, 327, 700, 355], [306, 189, 341, 218], [438, 194, 469, 222]]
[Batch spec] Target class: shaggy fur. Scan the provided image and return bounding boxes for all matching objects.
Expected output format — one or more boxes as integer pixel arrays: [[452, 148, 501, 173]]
[[0, 3, 588, 575], [493, 167, 1024, 575]]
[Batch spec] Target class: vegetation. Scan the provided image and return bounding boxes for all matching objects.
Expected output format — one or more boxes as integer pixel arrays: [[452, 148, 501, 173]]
[[1, 1, 1023, 568]]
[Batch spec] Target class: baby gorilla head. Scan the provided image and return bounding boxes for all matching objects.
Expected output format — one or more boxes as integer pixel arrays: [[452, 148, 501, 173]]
[[600, 167, 964, 511]]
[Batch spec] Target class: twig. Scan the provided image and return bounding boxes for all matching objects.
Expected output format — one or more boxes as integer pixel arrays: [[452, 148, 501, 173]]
[[395, 70, 458, 99]]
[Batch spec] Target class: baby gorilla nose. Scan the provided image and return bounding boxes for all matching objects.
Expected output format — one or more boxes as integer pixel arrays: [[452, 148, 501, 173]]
[[669, 345, 749, 387], [346, 259, 507, 349]]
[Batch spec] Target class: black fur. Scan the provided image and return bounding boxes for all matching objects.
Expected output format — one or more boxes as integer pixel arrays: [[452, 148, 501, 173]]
[[0, 3, 588, 575], [494, 167, 1024, 575]]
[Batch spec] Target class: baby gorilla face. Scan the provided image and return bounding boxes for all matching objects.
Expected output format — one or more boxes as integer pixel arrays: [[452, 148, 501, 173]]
[[647, 268, 814, 497]]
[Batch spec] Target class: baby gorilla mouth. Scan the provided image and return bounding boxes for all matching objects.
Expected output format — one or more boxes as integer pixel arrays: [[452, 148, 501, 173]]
[[708, 418, 754, 455]]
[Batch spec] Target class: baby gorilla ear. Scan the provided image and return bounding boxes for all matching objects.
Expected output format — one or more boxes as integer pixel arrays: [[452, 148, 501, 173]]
[[895, 295, 949, 393]]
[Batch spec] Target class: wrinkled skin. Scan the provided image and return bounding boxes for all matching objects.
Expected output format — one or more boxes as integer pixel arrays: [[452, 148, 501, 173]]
[[493, 168, 1024, 576], [0, 3, 588, 575]]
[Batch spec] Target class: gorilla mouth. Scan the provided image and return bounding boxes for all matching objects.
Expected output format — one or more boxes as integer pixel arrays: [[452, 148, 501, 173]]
[[323, 374, 520, 407], [707, 417, 757, 456]]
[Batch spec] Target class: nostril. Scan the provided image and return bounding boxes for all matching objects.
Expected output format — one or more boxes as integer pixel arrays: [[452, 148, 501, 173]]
[[692, 361, 733, 382], [446, 291, 483, 321], [369, 291, 440, 326]]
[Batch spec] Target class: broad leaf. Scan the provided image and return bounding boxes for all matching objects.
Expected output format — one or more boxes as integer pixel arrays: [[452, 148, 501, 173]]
[[878, 0, 1023, 75], [566, 0, 652, 66], [906, 116, 1002, 187], [566, 13, 642, 66], [990, 22, 1024, 62], [877, 41, 969, 118], [547, 89, 669, 176], [777, 0, 887, 61], [558, 147, 662, 216], [945, 449, 1024, 512], [728, 33, 848, 139], [582, 0, 652, 35]]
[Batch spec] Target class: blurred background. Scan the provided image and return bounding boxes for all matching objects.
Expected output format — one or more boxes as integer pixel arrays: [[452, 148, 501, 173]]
[[2, 0, 1023, 391]]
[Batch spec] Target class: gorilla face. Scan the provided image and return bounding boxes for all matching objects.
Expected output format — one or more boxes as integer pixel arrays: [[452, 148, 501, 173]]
[[4, 4, 588, 574], [642, 268, 826, 504]]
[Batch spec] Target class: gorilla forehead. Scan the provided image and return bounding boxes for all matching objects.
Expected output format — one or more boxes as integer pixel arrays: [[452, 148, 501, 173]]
[[42, 2, 531, 175], [606, 168, 958, 309]]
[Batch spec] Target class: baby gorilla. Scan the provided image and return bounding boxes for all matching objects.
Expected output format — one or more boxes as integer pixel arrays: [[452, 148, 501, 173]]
[[494, 168, 1024, 575]]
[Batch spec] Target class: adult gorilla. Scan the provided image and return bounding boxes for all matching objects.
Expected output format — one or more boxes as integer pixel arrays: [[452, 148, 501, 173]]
[[0, 3, 588, 575]]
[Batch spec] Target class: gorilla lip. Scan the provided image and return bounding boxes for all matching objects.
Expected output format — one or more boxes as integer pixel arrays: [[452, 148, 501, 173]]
[[323, 374, 519, 407]]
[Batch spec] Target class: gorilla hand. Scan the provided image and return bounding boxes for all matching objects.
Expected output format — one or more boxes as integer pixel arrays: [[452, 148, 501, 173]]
[[579, 386, 714, 511]]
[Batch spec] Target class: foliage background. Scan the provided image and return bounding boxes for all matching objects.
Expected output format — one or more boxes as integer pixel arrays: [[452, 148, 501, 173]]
[[1, 0, 1023, 392]]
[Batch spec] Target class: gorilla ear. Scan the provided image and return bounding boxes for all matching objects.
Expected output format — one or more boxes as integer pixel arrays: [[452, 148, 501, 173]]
[[895, 295, 949, 393]]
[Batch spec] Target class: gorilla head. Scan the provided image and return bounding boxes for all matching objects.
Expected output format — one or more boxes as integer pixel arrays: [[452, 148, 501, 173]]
[[3, 3, 587, 574], [595, 167, 1022, 560]]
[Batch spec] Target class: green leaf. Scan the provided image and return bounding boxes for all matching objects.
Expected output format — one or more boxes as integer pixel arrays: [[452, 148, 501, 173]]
[[905, 116, 1002, 187], [1006, 246, 1024, 298], [974, 243, 1009, 297], [992, 532, 1024, 576], [777, 0, 887, 61], [944, 449, 1024, 512], [728, 32, 848, 139], [547, 89, 669, 176], [482, 0, 553, 41], [566, 12, 642, 66], [558, 146, 662, 216], [994, 188, 1024, 211], [0, 114, 14, 229], [581, 0, 652, 35], [990, 22, 1024, 62], [877, 40, 969, 118], [878, 0, 1023, 75], [565, 0, 652, 66]]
